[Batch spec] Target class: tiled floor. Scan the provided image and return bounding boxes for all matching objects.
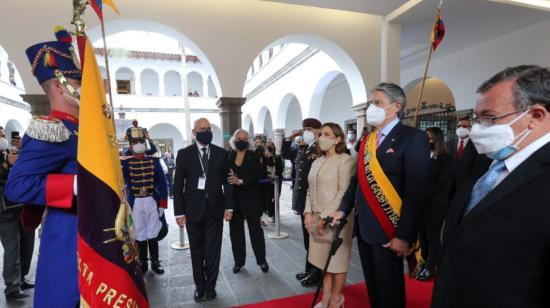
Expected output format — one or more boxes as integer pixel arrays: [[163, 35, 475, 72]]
[[0, 183, 365, 307]]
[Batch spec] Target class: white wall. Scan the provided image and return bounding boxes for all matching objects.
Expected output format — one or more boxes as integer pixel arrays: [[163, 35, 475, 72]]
[[402, 18, 550, 111], [319, 73, 354, 129], [242, 47, 358, 136]]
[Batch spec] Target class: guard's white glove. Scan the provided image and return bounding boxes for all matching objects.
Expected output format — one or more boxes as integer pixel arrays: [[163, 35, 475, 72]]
[[73, 175, 78, 196]]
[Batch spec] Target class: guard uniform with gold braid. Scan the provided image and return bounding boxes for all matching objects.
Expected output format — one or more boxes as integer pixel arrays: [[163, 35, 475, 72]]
[[121, 127, 167, 274], [5, 27, 81, 308]]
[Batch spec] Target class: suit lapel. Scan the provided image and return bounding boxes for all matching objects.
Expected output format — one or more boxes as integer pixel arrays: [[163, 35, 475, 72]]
[[377, 122, 404, 157], [457, 143, 550, 233]]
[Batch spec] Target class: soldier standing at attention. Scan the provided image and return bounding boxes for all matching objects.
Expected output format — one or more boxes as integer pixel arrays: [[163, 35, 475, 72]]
[[5, 27, 82, 307], [121, 127, 168, 275], [281, 118, 322, 287]]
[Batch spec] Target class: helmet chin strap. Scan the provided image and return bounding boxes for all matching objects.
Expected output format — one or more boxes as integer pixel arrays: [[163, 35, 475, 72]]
[[55, 69, 80, 99]]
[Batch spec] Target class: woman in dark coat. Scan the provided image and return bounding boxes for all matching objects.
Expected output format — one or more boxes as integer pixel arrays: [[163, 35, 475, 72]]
[[416, 127, 454, 280], [227, 129, 269, 274]]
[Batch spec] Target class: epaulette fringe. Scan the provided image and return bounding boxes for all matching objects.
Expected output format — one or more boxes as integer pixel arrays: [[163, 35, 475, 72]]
[[25, 116, 71, 143]]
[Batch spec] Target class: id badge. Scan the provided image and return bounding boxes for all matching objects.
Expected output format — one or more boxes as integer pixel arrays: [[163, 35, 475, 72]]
[[198, 177, 206, 190]]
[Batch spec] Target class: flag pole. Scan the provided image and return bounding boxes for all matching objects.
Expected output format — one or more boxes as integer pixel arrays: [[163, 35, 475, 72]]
[[100, 19, 115, 122], [412, 0, 443, 127]]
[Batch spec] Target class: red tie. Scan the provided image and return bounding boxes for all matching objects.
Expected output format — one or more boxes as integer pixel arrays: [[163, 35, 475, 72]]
[[457, 139, 464, 160]]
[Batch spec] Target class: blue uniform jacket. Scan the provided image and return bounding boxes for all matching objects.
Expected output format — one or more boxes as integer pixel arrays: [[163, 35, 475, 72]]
[[5, 110, 79, 308], [121, 149, 168, 209]]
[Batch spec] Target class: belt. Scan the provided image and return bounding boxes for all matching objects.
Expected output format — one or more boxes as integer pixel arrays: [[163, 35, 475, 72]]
[[133, 188, 154, 198]]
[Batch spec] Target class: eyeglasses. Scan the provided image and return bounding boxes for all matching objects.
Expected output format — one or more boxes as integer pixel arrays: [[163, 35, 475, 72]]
[[367, 100, 389, 107], [472, 109, 527, 126]]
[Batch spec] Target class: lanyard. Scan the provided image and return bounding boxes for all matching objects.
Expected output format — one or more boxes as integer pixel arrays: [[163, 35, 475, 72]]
[[197, 146, 210, 176]]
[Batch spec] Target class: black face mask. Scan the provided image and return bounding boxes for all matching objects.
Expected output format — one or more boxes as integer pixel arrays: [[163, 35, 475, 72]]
[[430, 142, 435, 151], [235, 140, 249, 151], [196, 131, 213, 145]]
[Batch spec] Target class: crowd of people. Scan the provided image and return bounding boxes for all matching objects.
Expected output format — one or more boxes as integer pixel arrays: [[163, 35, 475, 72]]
[[1, 25, 549, 308]]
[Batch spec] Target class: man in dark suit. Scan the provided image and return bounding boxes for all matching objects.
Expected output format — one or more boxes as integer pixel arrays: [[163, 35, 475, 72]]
[[332, 82, 430, 308], [447, 117, 491, 190], [173, 118, 233, 302], [432, 65, 550, 308]]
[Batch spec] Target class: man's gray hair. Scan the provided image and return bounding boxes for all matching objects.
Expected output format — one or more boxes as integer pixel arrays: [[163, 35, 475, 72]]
[[371, 82, 407, 116]]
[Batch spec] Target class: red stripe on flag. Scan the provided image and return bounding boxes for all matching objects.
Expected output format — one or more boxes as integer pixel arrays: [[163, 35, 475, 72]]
[[357, 136, 396, 239], [78, 234, 149, 308], [89, 0, 103, 21]]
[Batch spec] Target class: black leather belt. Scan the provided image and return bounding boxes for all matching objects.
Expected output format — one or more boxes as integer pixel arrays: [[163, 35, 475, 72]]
[[133, 188, 154, 198]]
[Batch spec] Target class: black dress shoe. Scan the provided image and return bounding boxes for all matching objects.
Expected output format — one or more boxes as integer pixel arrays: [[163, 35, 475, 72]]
[[301, 271, 322, 287], [21, 279, 35, 290], [5, 290, 29, 301], [205, 290, 217, 301], [151, 260, 164, 275], [260, 262, 269, 273], [232, 265, 242, 273], [296, 271, 309, 281], [194, 290, 205, 302]]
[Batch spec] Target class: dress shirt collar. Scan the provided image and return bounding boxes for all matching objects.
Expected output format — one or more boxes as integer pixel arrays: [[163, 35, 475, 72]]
[[379, 117, 400, 137], [502, 131, 550, 174]]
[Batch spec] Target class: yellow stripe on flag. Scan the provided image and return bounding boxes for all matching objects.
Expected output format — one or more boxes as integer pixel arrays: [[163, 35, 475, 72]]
[[77, 37, 124, 199], [103, 0, 120, 15], [367, 132, 402, 215]]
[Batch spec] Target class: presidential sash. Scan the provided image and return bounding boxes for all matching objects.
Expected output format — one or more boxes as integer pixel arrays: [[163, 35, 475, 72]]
[[357, 132, 402, 239]]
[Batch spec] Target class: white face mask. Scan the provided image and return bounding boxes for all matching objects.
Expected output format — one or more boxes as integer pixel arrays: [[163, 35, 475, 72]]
[[469, 110, 531, 160], [0, 138, 8, 152], [456, 127, 470, 139], [132, 143, 146, 154], [318, 136, 336, 152], [366, 103, 394, 127], [347, 133, 356, 142], [302, 130, 316, 145]]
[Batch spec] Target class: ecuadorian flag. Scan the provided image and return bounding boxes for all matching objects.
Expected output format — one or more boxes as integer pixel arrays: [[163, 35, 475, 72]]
[[89, 0, 120, 21], [431, 11, 445, 51], [76, 36, 149, 308]]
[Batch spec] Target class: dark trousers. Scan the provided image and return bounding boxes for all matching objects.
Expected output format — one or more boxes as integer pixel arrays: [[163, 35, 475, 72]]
[[0, 210, 21, 296], [264, 181, 282, 217], [166, 174, 174, 198], [19, 223, 34, 279], [357, 232, 405, 308], [300, 214, 316, 273], [229, 209, 266, 266], [186, 215, 223, 293], [419, 207, 445, 271]]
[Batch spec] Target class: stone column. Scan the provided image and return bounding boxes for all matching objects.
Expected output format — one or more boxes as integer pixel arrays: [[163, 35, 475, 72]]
[[274, 128, 285, 154], [202, 75, 209, 98], [134, 71, 141, 95], [217, 97, 246, 149], [21, 94, 50, 116], [158, 72, 165, 97], [381, 20, 401, 84], [352, 102, 369, 133]]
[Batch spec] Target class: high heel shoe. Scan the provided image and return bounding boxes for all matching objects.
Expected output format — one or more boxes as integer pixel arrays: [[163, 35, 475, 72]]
[[313, 295, 331, 308], [330, 295, 344, 308]]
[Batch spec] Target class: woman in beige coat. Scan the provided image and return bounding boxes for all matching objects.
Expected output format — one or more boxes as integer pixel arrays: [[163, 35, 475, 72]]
[[304, 122, 355, 308]]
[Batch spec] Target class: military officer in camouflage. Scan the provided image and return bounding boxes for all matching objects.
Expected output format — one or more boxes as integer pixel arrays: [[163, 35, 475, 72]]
[[121, 127, 168, 275], [281, 118, 322, 287]]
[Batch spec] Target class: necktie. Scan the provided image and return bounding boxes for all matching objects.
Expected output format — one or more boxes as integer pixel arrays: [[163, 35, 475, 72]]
[[463, 160, 506, 217], [376, 132, 384, 148], [457, 139, 464, 160], [201, 147, 209, 175]]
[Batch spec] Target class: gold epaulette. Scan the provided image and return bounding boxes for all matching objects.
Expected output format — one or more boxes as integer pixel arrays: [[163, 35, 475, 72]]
[[25, 116, 71, 143]]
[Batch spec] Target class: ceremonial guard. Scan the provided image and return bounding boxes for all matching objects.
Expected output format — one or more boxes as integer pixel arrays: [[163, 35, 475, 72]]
[[281, 118, 323, 287], [121, 127, 168, 275], [5, 28, 82, 307]]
